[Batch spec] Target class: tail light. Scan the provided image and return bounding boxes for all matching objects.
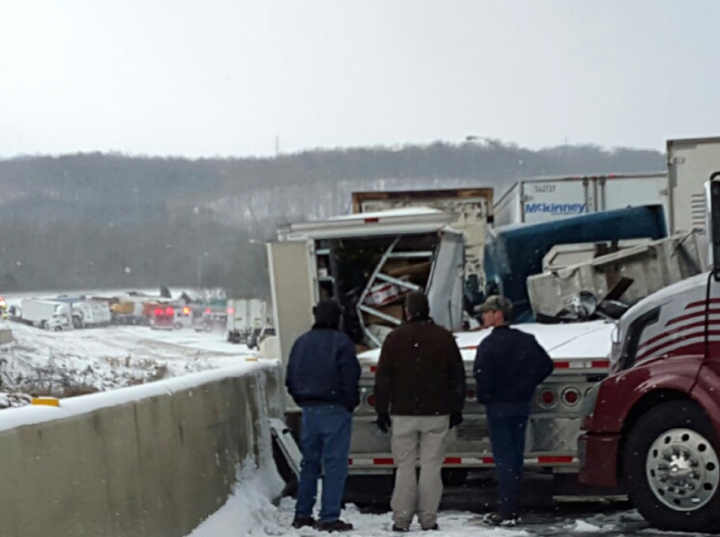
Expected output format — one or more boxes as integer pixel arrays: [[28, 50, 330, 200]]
[[365, 393, 377, 408], [227, 307, 235, 314], [562, 388, 580, 406], [205, 308, 211, 315], [466, 388, 476, 401], [165, 306, 174, 315], [183, 307, 191, 315], [153, 308, 163, 316], [539, 389, 557, 407]]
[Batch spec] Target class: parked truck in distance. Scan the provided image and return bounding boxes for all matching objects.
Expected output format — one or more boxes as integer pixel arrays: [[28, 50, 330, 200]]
[[226, 298, 271, 346], [578, 170, 720, 532], [52, 296, 112, 328], [20, 299, 73, 331]]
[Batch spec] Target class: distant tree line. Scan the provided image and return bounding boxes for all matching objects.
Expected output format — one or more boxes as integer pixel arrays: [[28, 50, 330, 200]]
[[0, 141, 665, 296]]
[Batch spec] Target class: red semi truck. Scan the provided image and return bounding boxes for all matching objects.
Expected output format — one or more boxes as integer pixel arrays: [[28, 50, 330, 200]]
[[579, 170, 720, 532]]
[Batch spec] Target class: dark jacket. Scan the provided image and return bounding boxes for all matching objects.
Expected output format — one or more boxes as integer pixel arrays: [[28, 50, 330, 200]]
[[473, 325, 554, 405], [286, 325, 361, 410], [374, 318, 466, 416]]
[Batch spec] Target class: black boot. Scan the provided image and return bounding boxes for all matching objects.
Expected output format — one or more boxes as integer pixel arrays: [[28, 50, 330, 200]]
[[291, 516, 316, 529], [316, 519, 354, 532]]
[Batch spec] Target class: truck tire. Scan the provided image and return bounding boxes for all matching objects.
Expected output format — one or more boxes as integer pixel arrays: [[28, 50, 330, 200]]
[[624, 399, 720, 532]]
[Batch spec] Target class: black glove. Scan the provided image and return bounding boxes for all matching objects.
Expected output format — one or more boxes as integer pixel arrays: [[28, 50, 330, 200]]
[[449, 411, 463, 429], [376, 412, 392, 433]]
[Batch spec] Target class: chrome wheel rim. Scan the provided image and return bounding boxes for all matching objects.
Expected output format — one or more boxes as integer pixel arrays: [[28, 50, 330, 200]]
[[646, 428, 719, 511]]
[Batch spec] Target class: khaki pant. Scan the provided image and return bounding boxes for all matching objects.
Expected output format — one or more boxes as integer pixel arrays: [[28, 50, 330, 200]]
[[390, 415, 449, 529]]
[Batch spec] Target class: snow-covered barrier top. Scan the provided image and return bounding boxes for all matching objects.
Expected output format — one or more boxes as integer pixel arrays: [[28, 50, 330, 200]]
[[0, 359, 282, 537]]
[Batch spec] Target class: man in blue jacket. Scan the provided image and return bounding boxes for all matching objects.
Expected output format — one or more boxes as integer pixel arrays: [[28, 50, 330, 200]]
[[286, 299, 361, 532], [473, 295, 554, 526]]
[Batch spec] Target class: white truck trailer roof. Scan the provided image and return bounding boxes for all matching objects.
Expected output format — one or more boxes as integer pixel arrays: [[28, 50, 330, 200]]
[[358, 320, 613, 365]]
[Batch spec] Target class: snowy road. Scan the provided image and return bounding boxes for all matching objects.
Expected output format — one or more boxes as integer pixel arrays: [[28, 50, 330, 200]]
[[0, 318, 257, 404], [189, 473, 677, 537]]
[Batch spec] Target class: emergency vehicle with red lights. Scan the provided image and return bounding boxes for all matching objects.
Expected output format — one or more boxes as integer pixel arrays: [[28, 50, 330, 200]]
[[149, 303, 193, 330]]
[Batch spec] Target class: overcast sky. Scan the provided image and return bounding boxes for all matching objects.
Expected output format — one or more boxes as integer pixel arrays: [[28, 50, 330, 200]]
[[1, 0, 718, 159]]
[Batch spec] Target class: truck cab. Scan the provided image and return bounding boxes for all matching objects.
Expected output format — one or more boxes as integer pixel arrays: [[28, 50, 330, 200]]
[[579, 174, 720, 532]]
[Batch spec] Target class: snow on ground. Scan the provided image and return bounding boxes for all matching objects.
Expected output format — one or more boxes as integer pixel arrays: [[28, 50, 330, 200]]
[[0, 291, 257, 406], [188, 478, 648, 537]]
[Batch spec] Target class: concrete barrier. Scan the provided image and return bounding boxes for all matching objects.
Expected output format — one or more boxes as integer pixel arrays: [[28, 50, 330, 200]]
[[0, 361, 282, 537], [0, 328, 13, 345]]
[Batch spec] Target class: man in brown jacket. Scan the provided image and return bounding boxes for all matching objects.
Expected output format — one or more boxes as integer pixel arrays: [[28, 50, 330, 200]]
[[374, 292, 466, 532]]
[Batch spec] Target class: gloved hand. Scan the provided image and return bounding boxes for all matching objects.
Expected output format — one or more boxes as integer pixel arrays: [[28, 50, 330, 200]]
[[376, 412, 392, 433], [449, 411, 463, 429]]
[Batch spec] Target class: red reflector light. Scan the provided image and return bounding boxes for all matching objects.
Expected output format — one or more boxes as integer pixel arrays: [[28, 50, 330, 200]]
[[466, 388, 476, 400], [227, 307, 235, 314], [444, 457, 462, 464], [373, 458, 394, 465], [591, 360, 609, 369], [366, 394, 377, 408], [205, 308, 211, 314], [540, 390, 556, 406], [364, 217, 379, 223], [538, 456, 574, 464], [562, 389, 580, 405], [554, 361, 570, 369], [165, 307, 174, 315], [153, 308, 163, 316], [370, 365, 377, 373]]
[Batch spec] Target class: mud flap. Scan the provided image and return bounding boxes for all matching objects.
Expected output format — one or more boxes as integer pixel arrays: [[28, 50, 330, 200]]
[[269, 418, 302, 478]]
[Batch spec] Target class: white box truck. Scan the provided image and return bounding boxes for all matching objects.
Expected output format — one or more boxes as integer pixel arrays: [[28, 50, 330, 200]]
[[20, 299, 73, 331], [667, 136, 720, 233], [53, 297, 112, 328], [494, 173, 670, 228], [227, 298, 269, 344]]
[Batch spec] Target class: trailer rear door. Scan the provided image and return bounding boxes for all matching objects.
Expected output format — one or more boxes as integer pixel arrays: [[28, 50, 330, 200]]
[[267, 240, 318, 411]]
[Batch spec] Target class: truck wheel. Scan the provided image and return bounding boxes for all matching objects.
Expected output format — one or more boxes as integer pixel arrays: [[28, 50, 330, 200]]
[[173, 322, 182, 330], [624, 400, 720, 532]]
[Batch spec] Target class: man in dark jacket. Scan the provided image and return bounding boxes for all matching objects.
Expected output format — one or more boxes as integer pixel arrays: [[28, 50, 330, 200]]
[[473, 295, 554, 526], [374, 292, 466, 532], [285, 299, 361, 532]]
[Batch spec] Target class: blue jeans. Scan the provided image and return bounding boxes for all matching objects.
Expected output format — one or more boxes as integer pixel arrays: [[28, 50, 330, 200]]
[[295, 405, 353, 522], [486, 402, 529, 517]]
